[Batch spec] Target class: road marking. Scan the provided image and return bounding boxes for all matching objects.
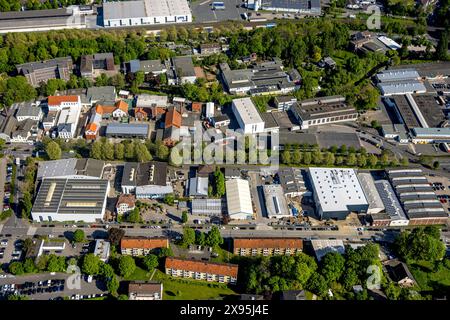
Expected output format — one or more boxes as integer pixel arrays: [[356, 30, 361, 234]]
[[199, 0, 212, 5], [27, 226, 37, 236]]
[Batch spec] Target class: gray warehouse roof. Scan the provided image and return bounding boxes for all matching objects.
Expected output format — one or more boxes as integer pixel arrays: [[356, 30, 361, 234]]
[[103, 0, 146, 20], [121, 161, 168, 188], [32, 178, 109, 215], [105, 123, 149, 136], [172, 56, 196, 78]]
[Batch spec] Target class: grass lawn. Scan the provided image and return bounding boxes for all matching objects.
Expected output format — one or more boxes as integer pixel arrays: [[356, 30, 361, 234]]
[[152, 270, 238, 300], [408, 260, 450, 292], [210, 247, 232, 264], [122, 266, 152, 281]]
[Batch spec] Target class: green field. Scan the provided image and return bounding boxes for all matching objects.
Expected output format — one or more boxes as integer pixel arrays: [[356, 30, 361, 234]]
[[409, 260, 450, 293], [122, 266, 152, 281], [153, 270, 237, 300]]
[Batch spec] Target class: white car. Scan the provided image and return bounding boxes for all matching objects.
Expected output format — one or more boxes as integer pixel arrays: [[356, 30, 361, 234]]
[[232, 227, 239, 230]]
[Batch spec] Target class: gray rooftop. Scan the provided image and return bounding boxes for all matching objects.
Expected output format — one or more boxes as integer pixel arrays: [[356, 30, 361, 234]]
[[14, 101, 42, 118], [172, 56, 196, 78], [37, 159, 105, 180], [32, 178, 109, 215], [105, 123, 149, 136], [86, 86, 116, 102], [121, 161, 168, 188]]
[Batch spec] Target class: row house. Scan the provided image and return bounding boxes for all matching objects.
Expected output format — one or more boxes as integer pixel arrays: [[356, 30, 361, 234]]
[[233, 238, 303, 256], [120, 237, 169, 256], [165, 257, 238, 284]]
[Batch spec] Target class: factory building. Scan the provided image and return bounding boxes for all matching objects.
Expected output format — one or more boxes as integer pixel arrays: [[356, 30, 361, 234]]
[[103, 0, 192, 28], [309, 168, 369, 220], [225, 178, 253, 220], [290, 96, 358, 130], [386, 169, 448, 225], [262, 184, 291, 219], [31, 178, 110, 222], [231, 98, 265, 134]]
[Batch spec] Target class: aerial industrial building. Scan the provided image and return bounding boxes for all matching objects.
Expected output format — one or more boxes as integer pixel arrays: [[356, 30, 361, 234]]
[[246, 0, 321, 15], [386, 169, 448, 225], [357, 173, 385, 214], [225, 178, 253, 220], [262, 185, 291, 219], [103, 0, 192, 28], [290, 96, 358, 130], [31, 178, 110, 222], [375, 69, 427, 96], [231, 98, 265, 134], [370, 180, 409, 227], [121, 162, 168, 194], [309, 168, 369, 220]]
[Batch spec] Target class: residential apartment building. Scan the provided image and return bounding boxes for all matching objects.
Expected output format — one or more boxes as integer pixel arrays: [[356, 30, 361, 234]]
[[16, 57, 73, 87], [116, 194, 136, 215], [120, 237, 169, 256], [165, 257, 238, 284], [128, 281, 163, 300], [233, 238, 303, 256], [80, 53, 115, 79]]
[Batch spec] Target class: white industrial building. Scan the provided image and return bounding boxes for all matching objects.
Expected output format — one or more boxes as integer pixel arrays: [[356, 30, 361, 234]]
[[309, 168, 369, 220], [311, 239, 346, 262], [375, 69, 427, 96], [103, 0, 192, 28], [225, 178, 253, 220], [263, 184, 291, 219], [357, 173, 385, 214], [31, 178, 110, 222], [231, 98, 265, 134], [56, 100, 82, 139]]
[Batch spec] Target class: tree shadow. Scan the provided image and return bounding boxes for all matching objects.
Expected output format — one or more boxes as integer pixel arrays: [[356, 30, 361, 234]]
[[165, 290, 176, 297]]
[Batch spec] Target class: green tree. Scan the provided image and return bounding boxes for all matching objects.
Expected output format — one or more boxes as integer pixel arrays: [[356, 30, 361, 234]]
[[143, 254, 159, 271], [306, 273, 328, 297], [214, 168, 225, 197], [196, 231, 206, 246], [135, 142, 152, 162], [23, 258, 37, 273], [321, 252, 345, 283], [99, 262, 115, 281], [118, 255, 136, 278], [181, 227, 196, 247], [45, 141, 61, 160], [73, 229, 85, 243], [181, 211, 188, 223], [163, 194, 175, 206], [114, 143, 125, 160], [9, 261, 24, 275], [205, 226, 224, 248], [46, 255, 66, 273], [126, 208, 141, 223], [82, 253, 101, 275], [90, 140, 103, 160], [108, 227, 125, 246], [107, 275, 120, 295]]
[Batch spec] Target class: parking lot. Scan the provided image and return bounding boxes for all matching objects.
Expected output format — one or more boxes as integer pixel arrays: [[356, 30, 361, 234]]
[[191, 0, 250, 23], [0, 273, 107, 300], [426, 175, 450, 214]]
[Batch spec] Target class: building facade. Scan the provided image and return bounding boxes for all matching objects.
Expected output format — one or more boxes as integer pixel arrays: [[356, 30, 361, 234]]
[[165, 257, 238, 284], [233, 238, 303, 256]]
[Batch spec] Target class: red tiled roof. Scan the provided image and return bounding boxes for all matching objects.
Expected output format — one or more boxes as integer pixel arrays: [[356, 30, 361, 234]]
[[233, 238, 303, 250], [121, 237, 169, 250], [191, 102, 202, 112], [85, 123, 98, 133], [48, 95, 79, 105], [116, 194, 136, 208], [115, 100, 128, 113], [164, 107, 181, 128], [165, 257, 238, 278]]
